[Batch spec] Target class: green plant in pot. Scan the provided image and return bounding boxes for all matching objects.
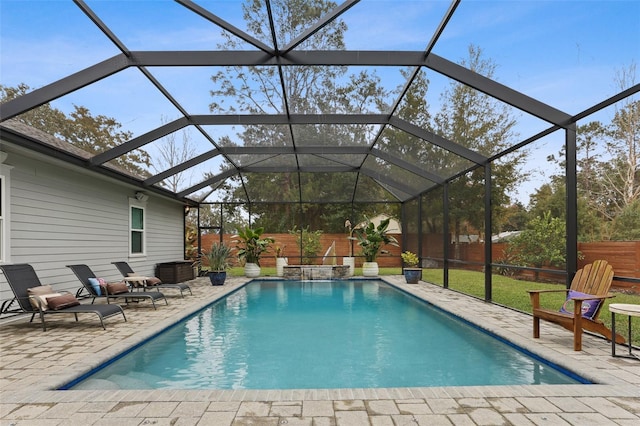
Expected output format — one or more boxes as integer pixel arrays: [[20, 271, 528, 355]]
[[233, 226, 275, 277], [401, 251, 421, 284], [351, 217, 398, 276], [205, 242, 233, 285]]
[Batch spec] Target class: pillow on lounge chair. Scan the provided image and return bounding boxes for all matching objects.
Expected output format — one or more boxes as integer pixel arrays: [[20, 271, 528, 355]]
[[559, 290, 602, 320], [28, 284, 54, 296], [106, 281, 129, 295], [126, 272, 161, 287], [47, 294, 81, 310], [146, 277, 162, 285], [87, 278, 102, 296], [27, 285, 61, 310]]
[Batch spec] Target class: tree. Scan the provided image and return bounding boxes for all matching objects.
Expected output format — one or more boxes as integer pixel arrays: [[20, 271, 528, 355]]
[[611, 199, 640, 240], [431, 45, 524, 242], [0, 83, 67, 132], [528, 181, 566, 220], [152, 116, 197, 192], [508, 211, 566, 280], [289, 225, 323, 264], [543, 63, 638, 240], [1, 83, 150, 177], [207, 0, 393, 232], [527, 178, 605, 242], [605, 63, 639, 214], [498, 201, 528, 232]]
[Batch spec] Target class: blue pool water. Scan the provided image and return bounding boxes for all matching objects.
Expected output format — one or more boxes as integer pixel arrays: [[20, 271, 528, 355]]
[[68, 280, 581, 390]]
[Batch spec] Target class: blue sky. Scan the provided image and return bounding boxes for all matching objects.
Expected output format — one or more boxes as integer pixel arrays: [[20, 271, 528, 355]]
[[1, 0, 638, 201]]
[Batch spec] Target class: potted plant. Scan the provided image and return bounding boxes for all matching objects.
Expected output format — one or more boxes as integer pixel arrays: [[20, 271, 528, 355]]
[[274, 244, 288, 276], [401, 251, 421, 284], [233, 226, 275, 277], [205, 242, 233, 285], [351, 217, 398, 277]]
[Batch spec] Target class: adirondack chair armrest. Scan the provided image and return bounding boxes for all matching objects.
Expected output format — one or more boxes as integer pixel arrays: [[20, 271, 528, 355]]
[[569, 294, 610, 301], [528, 288, 570, 310], [527, 289, 570, 294]]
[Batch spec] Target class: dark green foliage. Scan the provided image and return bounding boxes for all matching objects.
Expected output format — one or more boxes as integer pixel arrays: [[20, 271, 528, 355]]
[[351, 217, 399, 262], [233, 226, 275, 266]]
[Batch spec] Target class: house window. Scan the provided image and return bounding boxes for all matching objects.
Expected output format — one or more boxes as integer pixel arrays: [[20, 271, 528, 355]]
[[130, 205, 145, 255]]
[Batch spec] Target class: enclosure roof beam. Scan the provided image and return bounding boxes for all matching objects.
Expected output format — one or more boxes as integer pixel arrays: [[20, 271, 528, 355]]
[[90, 117, 191, 166], [0, 55, 129, 121], [2, 50, 570, 127], [389, 117, 487, 164], [190, 114, 391, 125], [176, 0, 274, 54], [0, 123, 189, 202], [370, 148, 444, 184], [143, 149, 220, 187], [178, 168, 237, 199]]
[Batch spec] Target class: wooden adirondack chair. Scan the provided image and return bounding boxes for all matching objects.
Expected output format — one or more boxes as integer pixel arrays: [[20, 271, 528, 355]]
[[528, 260, 625, 351]]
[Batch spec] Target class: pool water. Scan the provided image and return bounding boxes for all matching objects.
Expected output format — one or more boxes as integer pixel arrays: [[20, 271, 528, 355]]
[[69, 280, 581, 390]]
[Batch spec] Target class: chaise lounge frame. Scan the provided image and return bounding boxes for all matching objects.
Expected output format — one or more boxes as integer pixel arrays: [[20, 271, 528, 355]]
[[66, 264, 168, 310], [0, 263, 127, 331], [112, 261, 192, 297]]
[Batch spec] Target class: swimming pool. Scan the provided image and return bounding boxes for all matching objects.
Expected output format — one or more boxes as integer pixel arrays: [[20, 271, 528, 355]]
[[67, 280, 583, 390]]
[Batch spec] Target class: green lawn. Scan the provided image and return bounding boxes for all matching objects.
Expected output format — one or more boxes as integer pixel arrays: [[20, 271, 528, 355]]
[[226, 266, 640, 346], [420, 268, 640, 346]]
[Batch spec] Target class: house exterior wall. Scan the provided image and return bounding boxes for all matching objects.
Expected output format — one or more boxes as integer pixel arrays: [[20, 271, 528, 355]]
[[0, 147, 185, 302]]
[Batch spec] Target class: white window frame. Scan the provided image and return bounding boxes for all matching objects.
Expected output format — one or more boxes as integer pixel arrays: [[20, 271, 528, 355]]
[[129, 199, 146, 257]]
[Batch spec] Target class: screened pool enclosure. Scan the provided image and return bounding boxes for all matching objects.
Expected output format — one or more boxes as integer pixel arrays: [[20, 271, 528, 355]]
[[1, 0, 638, 297]]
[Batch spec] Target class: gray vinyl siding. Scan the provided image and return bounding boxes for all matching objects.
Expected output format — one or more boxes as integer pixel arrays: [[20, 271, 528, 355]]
[[0, 150, 185, 302]]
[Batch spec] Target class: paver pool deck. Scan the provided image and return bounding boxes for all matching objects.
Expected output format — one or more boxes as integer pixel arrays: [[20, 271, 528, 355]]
[[1, 276, 639, 425]]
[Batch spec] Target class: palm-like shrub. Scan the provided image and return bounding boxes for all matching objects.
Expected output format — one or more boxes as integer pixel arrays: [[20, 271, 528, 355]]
[[351, 218, 398, 262], [233, 226, 274, 266]]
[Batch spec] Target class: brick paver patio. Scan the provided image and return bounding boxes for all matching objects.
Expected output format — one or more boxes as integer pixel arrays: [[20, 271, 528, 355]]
[[1, 276, 639, 425]]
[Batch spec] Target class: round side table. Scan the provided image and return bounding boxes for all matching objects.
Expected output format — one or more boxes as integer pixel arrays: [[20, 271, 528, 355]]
[[609, 303, 640, 359]]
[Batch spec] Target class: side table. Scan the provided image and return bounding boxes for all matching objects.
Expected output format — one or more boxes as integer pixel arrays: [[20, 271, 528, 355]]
[[609, 303, 640, 359]]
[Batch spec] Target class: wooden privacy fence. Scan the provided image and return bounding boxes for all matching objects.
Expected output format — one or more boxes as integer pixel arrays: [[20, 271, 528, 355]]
[[199, 233, 403, 268], [433, 239, 639, 292], [198, 233, 639, 292]]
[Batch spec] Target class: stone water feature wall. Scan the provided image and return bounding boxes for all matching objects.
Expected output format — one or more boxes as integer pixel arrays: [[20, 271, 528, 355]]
[[283, 265, 350, 280]]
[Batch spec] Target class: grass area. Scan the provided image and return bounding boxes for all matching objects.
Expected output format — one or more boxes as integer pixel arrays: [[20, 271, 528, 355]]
[[421, 268, 640, 346], [226, 266, 639, 345]]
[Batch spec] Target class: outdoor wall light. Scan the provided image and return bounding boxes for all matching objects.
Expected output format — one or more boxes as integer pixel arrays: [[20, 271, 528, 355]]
[[135, 191, 149, 202]]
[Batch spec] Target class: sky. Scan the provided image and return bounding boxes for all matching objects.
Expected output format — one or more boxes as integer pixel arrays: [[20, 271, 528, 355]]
[[0, 0, 638, 202]]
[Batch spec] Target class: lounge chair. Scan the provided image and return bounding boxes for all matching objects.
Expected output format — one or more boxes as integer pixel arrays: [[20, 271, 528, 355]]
[[111, 261, 192, 297], [528, 259, 625, 351], [0, 264, 126, 331], [66, 264, 168, 309]]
